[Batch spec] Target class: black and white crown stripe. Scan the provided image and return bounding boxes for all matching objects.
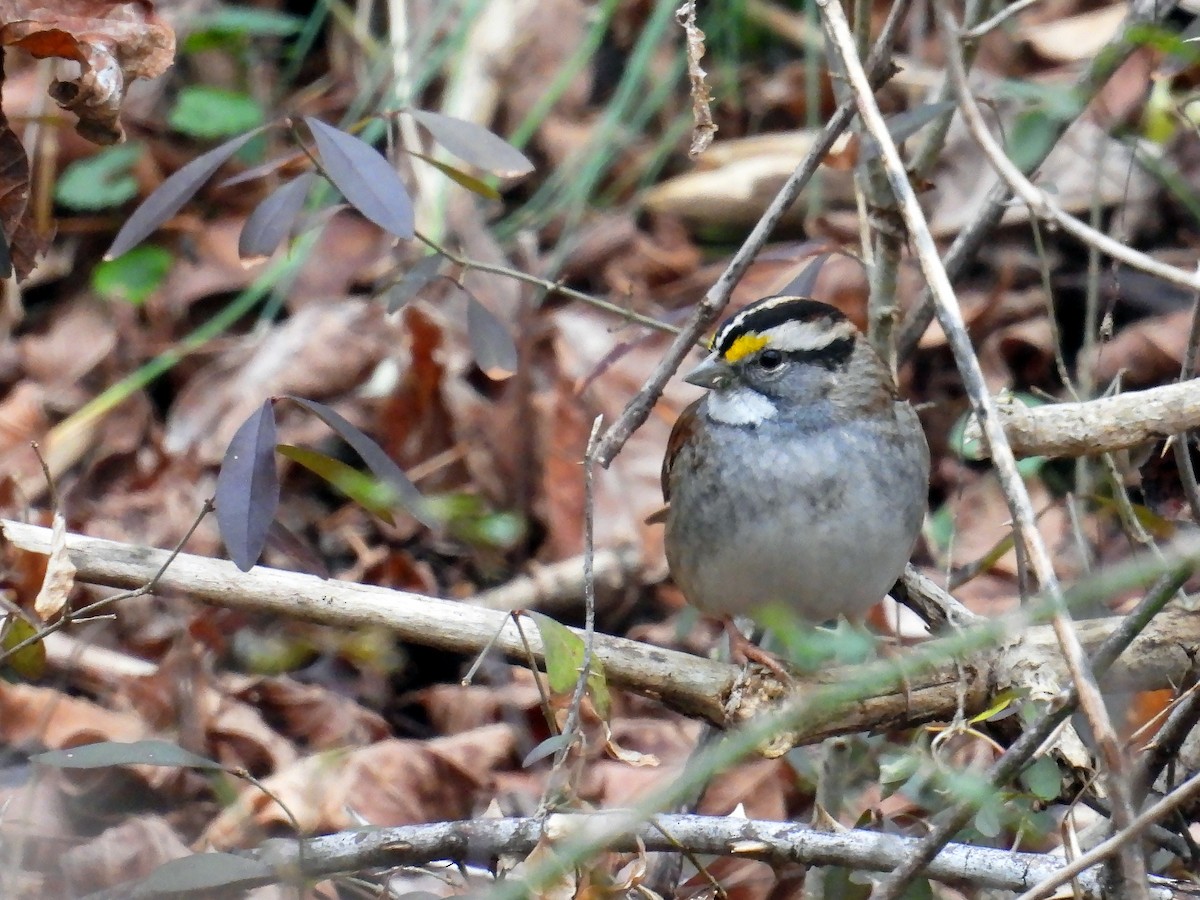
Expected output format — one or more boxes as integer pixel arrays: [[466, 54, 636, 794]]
[[714, 295, 858, 359]]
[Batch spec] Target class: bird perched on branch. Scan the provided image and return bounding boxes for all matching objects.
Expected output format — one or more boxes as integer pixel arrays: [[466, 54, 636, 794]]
[[661, 295, 930, 671]]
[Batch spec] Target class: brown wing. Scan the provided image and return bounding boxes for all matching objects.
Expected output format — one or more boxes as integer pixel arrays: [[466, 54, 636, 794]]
[[661, 398, 702, 504]]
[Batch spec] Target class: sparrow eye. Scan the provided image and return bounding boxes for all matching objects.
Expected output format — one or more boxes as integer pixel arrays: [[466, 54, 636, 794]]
[[758, 349, 784, 370]]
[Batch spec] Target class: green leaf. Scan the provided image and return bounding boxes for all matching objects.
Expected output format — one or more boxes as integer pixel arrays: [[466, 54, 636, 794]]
[[2, 615, 45, 679], [92, 245, 173, 305], [879, 750, 921, 795], [1021, 754, 1062, 802], [55, 143, 142, 211], [169, 87, 265, 140], [527, 611, 611, 719], [182, 7, 307, 48], [926, 502, 955, 551], [995, 80, 1082, 119], [1142, 77, 1177, 145], [969, 689, 1019, 724], [1008, 108, 1059, 174], [408, 109, 534, 177], [408, 151, 501, 200], [276, 444, 397, 524], [897, 878, 934, 900], [946, 412, 986, 462], [973, 802, 1002, 838]]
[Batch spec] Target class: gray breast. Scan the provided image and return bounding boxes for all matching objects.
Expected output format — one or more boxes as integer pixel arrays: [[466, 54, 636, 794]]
[[665, 403, 928, 623]]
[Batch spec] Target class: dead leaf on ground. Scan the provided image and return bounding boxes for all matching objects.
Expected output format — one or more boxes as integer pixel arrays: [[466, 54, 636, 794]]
[[228, 674, 390, 750], [0, 109, 50, 279], [164, 299, 395, 464], [59, 815, 191, 892], [1085, 310, 1192, 387], [0, 0, 176, 144], [203, 724, 518, 847]]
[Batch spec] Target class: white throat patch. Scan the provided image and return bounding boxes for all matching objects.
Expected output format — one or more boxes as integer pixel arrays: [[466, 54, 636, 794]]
[[706, 386, 777, 425]]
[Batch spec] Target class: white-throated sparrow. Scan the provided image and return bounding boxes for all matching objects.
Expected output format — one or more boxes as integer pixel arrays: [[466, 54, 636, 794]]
[[662, 295, 930, 662]]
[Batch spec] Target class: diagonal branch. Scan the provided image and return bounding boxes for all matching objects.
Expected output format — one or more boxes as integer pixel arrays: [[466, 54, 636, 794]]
[[812, 0, 1147, 893]]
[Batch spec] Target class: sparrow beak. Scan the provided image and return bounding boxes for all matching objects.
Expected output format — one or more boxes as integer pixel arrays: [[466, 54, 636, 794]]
[[684, 354, 733, 390]]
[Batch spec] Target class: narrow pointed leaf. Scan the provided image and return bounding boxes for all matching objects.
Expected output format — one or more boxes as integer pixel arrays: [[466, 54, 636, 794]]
[[465, 291, 518, 380], [284, 396, 436, 528], [386, 253, 444, 313], [33, 739, 224, 770], [522, 733, 572, 768], [138, 853, 273, 892], [106, 127, 264, 259], [239, 172, 316, 261], [408, 109, 534, 178], [407, 150, 500, 199], [218, 150, 304, 188], [304, 117, 414, 240], [216, 400, 279, 571], [276, 443, 396, 524]]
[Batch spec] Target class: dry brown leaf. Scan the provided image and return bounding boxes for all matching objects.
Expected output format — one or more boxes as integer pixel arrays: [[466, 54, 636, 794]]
[[164, 299, 395, 464], [676, 0, 716, 158], [33, 509, 75, 621], [410, 672, 543, 736], [0, 678, 147, 749], [228, 674, 390, 750], [700, 757, 798, 822], [0, 110, 51, 279], [1085, 310, 1192, 387], [59, 815, 191, 891], [203, 724, 518, 847], [0, 0, 175, 144], [1020, 2, 1128, 63]]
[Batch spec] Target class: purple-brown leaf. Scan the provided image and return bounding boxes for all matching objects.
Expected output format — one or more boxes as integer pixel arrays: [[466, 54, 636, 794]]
[[238, 172, 316, 261], [304, 117, 414, 240], [408, 109, 533, 178], [465, 290, 518, 381], [106, 127, 263, 259], [215, 399, 280, 571], [386, 253, 444, 313]]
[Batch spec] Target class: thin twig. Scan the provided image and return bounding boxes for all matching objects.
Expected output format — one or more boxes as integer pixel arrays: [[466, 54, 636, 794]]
[[1173, 285, 1200, 523], [83, 812, 1179, 899], [1131, 679, 1200, 805], [0, 500, 214, 669], [961, 0, 1044, 39], [413, 231, 680, 336], [546, 416, 605, 784], [818, 7, 1124, 842]]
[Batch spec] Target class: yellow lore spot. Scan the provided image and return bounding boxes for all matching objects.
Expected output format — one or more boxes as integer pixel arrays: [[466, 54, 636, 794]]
[[722, 332, 769, 363]]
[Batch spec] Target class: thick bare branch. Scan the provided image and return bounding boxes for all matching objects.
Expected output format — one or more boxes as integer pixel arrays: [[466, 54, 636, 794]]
[[964, 381, 1200, 458], [86, 812, 1178, 899], [9, 520, 1200, 753]]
